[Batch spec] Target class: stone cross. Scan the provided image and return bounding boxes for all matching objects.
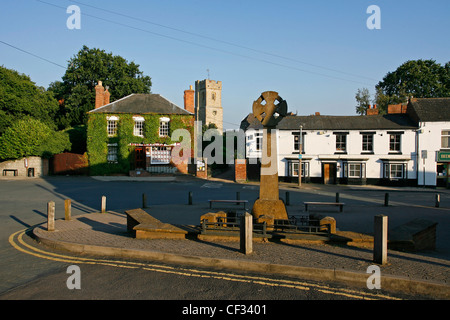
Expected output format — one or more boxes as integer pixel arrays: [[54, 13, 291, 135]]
[[251, 91, 289, 221]]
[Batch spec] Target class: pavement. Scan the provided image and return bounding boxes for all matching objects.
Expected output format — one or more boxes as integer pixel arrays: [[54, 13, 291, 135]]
[[31, 195, 450, 300]]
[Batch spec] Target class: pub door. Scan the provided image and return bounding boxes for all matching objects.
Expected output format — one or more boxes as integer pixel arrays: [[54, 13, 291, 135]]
[[135, 147, 146, 170], [323, 163, 336, 184]]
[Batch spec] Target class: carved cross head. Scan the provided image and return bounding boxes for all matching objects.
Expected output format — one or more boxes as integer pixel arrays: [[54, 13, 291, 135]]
[[252, 91, 287, 128]]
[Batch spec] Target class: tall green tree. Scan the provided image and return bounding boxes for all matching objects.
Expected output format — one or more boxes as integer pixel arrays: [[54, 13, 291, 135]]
[[355, 88, 371, 115], [49, 45, 152, 126], [0, 117, 71, 160], [374, 59, 450, 113], [0, 66, 59, 135]]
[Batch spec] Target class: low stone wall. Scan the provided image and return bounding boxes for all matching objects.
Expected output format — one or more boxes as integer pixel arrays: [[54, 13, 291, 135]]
[[389, 219, 438, 252], [0, 157, 48, 177]]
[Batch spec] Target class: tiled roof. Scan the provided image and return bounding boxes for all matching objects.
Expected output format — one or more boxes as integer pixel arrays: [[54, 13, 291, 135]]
[[88, 94, 192, 115], [240, 113, 417, 131], [407, 98, 450, 122]]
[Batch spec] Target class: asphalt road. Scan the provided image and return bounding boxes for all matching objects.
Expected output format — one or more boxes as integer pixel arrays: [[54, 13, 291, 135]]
[[0, 175, 449, 305]]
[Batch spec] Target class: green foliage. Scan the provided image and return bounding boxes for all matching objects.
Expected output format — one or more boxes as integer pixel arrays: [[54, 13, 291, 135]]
[[0, 117, 71, 160], [355, 88, 371, 115], [65, 125, 87, 154], [48, 45, 152, 126], [375, 59, 450, 112], [86, 113, 193, 175], [0, 65, 59, 135]]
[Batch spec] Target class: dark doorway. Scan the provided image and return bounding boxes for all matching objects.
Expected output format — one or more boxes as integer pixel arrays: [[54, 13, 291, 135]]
[[135, 147, 146, 169]]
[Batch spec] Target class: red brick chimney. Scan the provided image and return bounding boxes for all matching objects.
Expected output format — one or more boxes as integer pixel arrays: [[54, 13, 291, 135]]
[[95, 81, 105, 109], [184, 85, 195, 113], [367, 104, 379, 115], [104, 86, 110, 106]]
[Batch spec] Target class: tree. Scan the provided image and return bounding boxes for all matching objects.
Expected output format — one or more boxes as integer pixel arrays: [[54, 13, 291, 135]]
[[49, 46, 152, 126], [0, 66, 59, 135], [355, 88, 371, 115], [0, 117, 71, 160], [374, 59, 450, 112]]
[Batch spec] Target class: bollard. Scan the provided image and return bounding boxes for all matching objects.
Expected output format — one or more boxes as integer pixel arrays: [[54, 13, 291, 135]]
[[101, 195, 106, 213], [188, 191, 193, 205], [47, 201, 55, 231], [435, 194, 440, 208], [64, 199, 71, 221], [240, 212, 253, 255], [384, 193, 389, 207], [142, 193, 147, 208], [285, 191, 290, 206], [373, 214, 388, 265], [335, 192, 340, 203], [236, 191, 240, 205]]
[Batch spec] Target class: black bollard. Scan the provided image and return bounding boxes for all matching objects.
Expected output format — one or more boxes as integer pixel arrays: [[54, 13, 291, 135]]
[[335, 192, 340, 203], [188, 191, 193, 205], [286, 191, 290, 206], [435, 193, 440, 208], [142, 193, 147, 208], [384, 193, 389, 207]]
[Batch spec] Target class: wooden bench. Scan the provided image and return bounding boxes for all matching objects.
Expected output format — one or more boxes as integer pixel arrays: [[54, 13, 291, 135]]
[[304, 202, 345, 212], [2, 169, 18, 176], [209, 199, 248, 210]]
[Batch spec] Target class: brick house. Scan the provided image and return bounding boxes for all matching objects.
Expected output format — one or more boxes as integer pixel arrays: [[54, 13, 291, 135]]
[[86, 82, 194, 175]]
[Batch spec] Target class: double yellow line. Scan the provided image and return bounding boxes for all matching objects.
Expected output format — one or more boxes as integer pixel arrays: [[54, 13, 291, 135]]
[[9, 228, 400, 300]]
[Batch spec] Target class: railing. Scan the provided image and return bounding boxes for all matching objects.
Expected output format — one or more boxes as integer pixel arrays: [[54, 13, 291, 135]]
[[200, 214, 330, 236]]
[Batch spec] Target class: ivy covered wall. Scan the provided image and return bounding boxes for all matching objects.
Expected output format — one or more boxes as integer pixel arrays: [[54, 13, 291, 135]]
[[86, 113, 194, 175]]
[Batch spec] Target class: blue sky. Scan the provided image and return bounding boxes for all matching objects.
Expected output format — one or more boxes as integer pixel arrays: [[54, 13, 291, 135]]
[[1, 0, 449, 129]]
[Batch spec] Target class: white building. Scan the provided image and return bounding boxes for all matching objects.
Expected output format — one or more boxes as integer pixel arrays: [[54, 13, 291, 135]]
[[240, 97, 450, 187]]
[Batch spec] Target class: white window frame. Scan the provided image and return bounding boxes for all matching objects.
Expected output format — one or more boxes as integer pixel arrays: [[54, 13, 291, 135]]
[[107, 143, 118, 163], [159, 117, 170, 137], [343, 162, 366, 179], [384, 162, 406, 179], [441, 130, 450, 149], [150, 146, 171, 164], [133, 116, 145, 137], [361, 133, 374, 152], [335, 133, 347, 153], [107, 116, 119, 137], [255, 132, 263, 151], [289, 160, 309, 178], [389, 133, 402, 153]]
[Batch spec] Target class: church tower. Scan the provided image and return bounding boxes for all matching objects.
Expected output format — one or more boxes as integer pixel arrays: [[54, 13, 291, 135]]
[[195, 79, 223, 133]]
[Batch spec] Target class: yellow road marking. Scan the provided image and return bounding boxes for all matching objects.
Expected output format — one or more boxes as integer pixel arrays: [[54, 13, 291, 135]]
[[9, 229, 400, 300]]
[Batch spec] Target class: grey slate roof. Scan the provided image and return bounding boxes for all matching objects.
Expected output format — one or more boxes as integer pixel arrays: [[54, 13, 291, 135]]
[[88, 94, 192, 115], [240, 113, 417, 131], [407, 98, 450, 122]]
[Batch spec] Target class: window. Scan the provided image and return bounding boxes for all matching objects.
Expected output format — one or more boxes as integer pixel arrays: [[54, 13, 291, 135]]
[[159, 117, 170, 137], [289, 160, 308, 177], [107, 116, 118, 136], [293, 134, 305, 153], [133, 117, 144, 137], [349, 164, 361, 178], [389, 133, 402, 152], [335, 133, 347, 152], [384, 163, 406, 179], [107, 144, 118, 163], [343, 162, 366, 178], [255, 132, 263, 151], [442, 130, 450, 149], [362, 133, 374, 152], [150, 146, 171, 164]]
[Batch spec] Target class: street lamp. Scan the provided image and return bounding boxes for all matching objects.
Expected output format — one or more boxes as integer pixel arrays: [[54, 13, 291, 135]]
[[298, 124, 303, 187]]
